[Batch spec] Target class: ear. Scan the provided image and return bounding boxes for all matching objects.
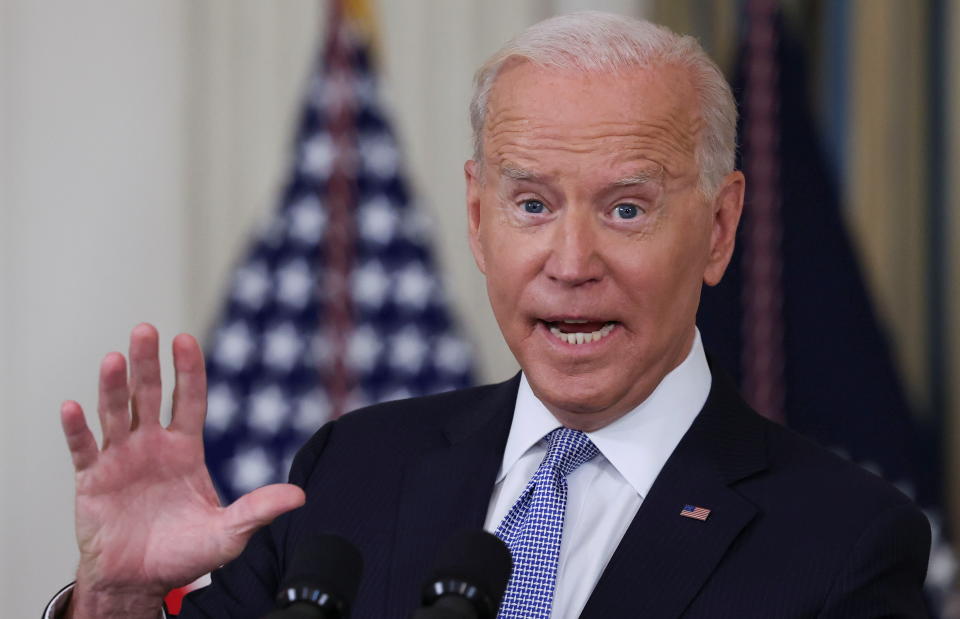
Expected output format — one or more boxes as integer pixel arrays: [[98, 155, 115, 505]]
[[703, 170, 745, 286], [465, 159, 486, 274]]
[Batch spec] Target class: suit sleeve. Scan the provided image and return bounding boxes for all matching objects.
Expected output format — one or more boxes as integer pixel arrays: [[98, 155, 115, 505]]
[[175, 421, 336, 618], [818, 500, 932, 619]]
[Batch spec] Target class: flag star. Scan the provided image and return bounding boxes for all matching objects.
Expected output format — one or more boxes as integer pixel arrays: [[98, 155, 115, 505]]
[[288, 194, 327, 245], [395, 262, 435, 309], [301, 133, 334, 179], [435, 335, 472, 374], [230, 447, 275, 493], [294, 389, 331, 433], [263, 322, 304, 373], [360, 132, 399, 179], [358, 196, 399, 245], [232, 262, 271, 311], [213, 321, 255, 373], [248, 385, 288, 435], [389, 327, 428, 373], [347, 325, 383, 372], [277, 259, 314, 309], [205, 383, 239, 434], [352, 259, 390, 307]]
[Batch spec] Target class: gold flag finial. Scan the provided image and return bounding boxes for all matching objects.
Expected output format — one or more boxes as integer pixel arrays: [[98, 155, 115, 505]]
[[341, 0, 380, 60]]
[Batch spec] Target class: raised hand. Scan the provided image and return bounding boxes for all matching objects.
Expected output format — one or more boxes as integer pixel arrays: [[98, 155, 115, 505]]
[[60, 324, 305, 619]]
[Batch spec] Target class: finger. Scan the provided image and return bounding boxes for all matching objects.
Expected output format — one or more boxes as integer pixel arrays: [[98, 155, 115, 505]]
[[128, 323, 162, 430], [97, 352, 131, 447], [61, 401, 99, 471], [170, 333, 207, 435], [221, 484, 306, 540]]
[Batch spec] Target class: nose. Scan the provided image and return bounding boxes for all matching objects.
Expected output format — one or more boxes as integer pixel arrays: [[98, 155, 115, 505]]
[[543, 208, 605, 286]]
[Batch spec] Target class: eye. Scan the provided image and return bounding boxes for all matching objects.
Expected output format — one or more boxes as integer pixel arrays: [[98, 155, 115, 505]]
[[614, 203, 641, 219], [522, 199, 547, 214]]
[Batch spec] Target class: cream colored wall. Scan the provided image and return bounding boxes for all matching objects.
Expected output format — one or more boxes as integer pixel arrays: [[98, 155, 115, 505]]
[[0, 1, 648, 615], [847, 0, 931, 414], [1, 2, 191, 615], [180, 1, 326, 338]]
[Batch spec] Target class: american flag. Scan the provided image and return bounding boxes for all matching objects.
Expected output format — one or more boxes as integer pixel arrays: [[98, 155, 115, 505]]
[[201, 0, 475, 504], [680, 504, 711, 521], [698, 2, 958, 610]]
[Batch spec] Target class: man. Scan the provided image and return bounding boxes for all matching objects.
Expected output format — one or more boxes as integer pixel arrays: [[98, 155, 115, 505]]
[[49, 12, 930, 618]]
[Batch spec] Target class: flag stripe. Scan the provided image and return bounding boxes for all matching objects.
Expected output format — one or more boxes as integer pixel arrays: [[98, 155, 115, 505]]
[[740, 0, 786, 423], [324, 0, 359, 419]]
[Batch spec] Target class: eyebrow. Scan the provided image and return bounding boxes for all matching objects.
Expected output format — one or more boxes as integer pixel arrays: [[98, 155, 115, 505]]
[[499, 164, 539, 181], [612, 166, 664, 186], [499, 162, 664, 187]]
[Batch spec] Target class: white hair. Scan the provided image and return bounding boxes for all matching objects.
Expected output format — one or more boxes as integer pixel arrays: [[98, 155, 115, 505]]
[[469, 11, 737, 197]]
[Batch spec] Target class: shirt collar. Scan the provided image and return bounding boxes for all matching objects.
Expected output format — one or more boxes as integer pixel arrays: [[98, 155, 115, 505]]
[[498, 328, 712, 499]]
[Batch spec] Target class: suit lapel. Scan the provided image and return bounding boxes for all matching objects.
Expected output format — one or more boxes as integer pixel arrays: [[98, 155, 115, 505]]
[[580, 369, 767, 619], [387, 375, 520, 613]]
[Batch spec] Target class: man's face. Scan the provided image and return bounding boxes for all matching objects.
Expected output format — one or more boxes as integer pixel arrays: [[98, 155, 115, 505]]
[[466, 60, 744, 430]]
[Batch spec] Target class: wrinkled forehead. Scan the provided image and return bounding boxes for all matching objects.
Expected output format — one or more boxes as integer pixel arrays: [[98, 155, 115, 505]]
[[481, 59, 703, 178]]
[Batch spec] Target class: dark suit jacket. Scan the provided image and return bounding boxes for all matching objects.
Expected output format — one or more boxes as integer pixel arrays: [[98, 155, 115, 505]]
[[181, 369, 931, 618]]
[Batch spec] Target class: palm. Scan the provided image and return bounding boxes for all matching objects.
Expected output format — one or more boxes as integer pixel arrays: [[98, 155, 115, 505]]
[[75, 425, 225, 589], [61, 324, 304, 601]]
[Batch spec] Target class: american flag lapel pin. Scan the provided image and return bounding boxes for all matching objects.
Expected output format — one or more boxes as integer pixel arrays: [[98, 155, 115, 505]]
[[680, 504, 711, 521]]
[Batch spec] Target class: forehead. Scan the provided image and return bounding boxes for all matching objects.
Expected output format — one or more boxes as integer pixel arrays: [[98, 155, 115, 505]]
[[483, 60, 701, 178]]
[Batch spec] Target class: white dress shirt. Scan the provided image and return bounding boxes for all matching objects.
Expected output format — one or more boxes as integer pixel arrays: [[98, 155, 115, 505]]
[[483, 329, 712, 619]]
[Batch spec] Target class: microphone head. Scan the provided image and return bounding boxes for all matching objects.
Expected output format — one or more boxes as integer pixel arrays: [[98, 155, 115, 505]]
[[422, 530, 513, 619], [276, 532, 364, 618]]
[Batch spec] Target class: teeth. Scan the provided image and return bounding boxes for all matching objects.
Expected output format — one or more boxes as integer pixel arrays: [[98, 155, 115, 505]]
[[563, 319, 588, 324], [548, 322, 616, 345]]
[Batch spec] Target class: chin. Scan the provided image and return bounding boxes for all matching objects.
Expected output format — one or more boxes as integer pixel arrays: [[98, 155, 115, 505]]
[[525, 364, 628, 417]]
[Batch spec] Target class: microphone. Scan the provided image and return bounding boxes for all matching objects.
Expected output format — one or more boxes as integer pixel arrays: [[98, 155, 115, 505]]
[[261, 532, 364, 619], [412, 530, 513, 619]]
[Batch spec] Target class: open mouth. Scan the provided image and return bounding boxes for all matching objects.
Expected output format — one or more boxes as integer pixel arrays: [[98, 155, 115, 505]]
[[542, 319, 618, 345]]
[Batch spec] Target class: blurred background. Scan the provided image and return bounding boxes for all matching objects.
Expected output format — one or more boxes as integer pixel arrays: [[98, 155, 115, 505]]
[[2, 0, 959, 616]]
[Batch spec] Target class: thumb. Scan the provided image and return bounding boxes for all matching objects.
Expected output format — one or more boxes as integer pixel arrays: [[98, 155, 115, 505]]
[[222, 483, 306, 540]]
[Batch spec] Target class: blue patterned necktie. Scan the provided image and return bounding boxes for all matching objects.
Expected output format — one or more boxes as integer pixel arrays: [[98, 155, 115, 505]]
[[494, 427, 600, 618]]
